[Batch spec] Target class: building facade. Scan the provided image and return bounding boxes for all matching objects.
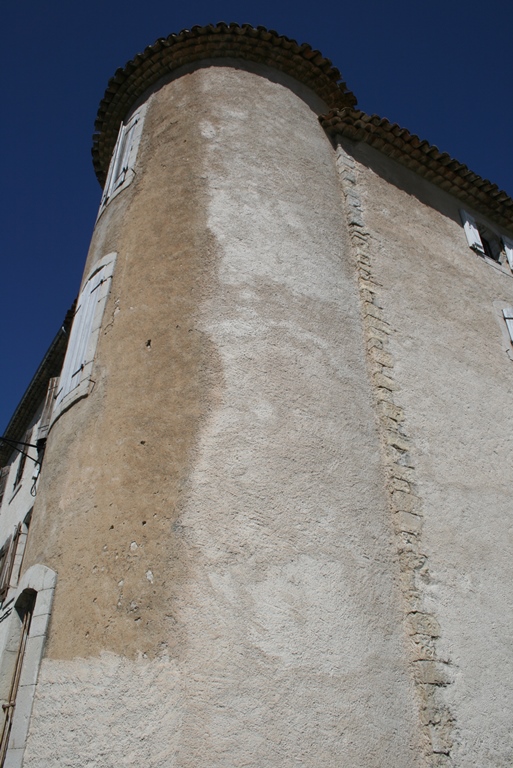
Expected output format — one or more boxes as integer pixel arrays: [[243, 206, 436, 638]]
[[1, 23, 513, 767]]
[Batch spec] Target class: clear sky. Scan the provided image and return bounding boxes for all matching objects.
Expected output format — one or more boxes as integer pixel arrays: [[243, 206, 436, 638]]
[[1, 0, 511, 432]]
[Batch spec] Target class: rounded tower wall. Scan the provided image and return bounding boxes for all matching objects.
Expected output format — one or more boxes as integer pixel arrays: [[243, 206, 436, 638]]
[[22, 59, 421, 766]]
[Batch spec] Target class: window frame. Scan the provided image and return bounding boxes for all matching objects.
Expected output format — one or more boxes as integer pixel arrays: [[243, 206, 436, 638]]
[[97, 103, 147, 217], [460, 209, 513, 269], [0, 565, 56, 768], [52, 252, 117, 423]]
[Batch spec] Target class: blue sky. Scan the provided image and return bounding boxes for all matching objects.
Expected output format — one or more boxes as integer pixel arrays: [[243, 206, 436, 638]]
[[1, 0, 511, 432]]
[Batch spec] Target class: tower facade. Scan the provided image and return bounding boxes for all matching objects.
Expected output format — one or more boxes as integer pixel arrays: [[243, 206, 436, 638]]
[[1, 23, 513, 767]]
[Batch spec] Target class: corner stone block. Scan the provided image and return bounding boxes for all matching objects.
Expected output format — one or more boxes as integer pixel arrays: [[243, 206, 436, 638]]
[[33, 588, 54, 618], [8, 684, 36, 750], [19, 636, 46, 687], [409, 612, 441, 638], [391, 490, 419, 512], [413, 661, 451, 686], [374, 373, 399, 391], [371, 348, 394, 368], [3, 748, 24, 768]]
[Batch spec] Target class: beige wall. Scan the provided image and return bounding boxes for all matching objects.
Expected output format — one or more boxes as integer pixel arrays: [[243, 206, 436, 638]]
[[341, 137, 513, 766], [22, 64, 422, 766]]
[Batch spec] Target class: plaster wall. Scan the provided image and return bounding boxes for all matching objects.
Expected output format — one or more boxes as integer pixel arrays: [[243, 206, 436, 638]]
[[22, 65, 420, 766], [0, 410, 40, 669], [344, 139, 513, 766]]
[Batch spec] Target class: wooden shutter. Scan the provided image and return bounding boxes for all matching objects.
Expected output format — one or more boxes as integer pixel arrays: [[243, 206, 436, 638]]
[[0, 468, 9, 508], [0, 526, 21, 603], [503, 307, 513, 343], [502, 236, 513, 270], [0, 590, 36, 766], [0, 536, 13, 602], [111, 116, 138, 191], [55, 265, 108, 407], [37, 377, 59, 441], [460, 210, 484, 253], [100, 120, 124, 207], [12, 429, 32, 490]]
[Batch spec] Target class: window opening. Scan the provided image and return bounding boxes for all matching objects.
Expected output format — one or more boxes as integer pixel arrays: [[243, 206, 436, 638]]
[[53, 253, 116, 417], [98, 104, 146, 215], [460, 209, 510, 267], [0, 590, 35, 767], [0, 470, 8, 509], [12, 428, 32, 491], [0, 527, 21, 605]]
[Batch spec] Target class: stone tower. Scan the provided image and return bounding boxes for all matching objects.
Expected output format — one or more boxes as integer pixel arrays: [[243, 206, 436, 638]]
[[1, 23, 513, 768]]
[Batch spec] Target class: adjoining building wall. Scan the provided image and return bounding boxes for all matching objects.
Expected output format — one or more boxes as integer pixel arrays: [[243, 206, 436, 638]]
[[21, 63, 421, 767], [335, 136, 513, 765]]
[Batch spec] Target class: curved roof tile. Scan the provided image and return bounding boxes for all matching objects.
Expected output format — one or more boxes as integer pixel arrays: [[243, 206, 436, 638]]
[[321, 108, 513, 231], [92, 22, 357, 184]]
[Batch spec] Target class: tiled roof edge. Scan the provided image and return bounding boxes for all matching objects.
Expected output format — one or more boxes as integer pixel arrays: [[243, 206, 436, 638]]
[[320, 108, 513, 231], [0, 303, 75, 467], [92, 22, 357, 185]]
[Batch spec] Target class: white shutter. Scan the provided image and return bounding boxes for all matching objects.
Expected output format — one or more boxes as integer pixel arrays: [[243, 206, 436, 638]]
[[502, 236, 513, 270], [97, 105, 146, 216], [100, 121, 124, 207], [503, 307, 513, 343], [111, 116, 138, 191], [37, 377, 60, 440], [460, 210, 484, 253], [55, 265, 109, 406]]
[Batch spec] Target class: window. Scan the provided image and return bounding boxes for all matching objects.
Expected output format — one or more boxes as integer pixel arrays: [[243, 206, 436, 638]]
[[52, 252, 117, 420], [37, 377, 59, 443], [0, 530, 20, 605], [0, 470, 8, 510], [12, 429, 33, 493], [0, 589, 35, 767], [0, 565, 56, 768], [0, 514, 30, 606], [98, 104, 147, 215], [460, 209, 513, 268], [503, 307, 513, 345]]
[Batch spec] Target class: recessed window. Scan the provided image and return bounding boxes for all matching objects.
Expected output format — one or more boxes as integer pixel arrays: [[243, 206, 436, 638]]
[[98, 104, 147, 216], [460, 209, 513, 269], [11, 429, 32, 493], [52, 252, 117, 422], [0, 565, 56, 768], [0, 469, 8, 509]]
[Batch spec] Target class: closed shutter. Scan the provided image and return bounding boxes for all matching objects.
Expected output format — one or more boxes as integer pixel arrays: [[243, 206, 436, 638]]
[[0, 526, 21, 602], [503, 307, 513, 343], [502, 237, 513, 270], [0, 468, 9, 508], [0, 534, 14, 601], [13, 428, 32, 490], [55, 265, 109, 407], [100, 106, 145, 210], [111, 114, 139, 191], [460, 210, 484, 253], [37, 377, 59, 441], [100, 120, 124, 208]]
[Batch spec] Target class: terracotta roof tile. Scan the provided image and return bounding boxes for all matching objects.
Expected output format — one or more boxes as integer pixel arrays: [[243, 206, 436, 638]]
[[92, 22, 356, 185], [320, 108, 513, 231]]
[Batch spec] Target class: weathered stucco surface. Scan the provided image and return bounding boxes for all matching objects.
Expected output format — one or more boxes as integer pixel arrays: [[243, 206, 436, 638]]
[[23, 65, 421, 766], [343, 138, 513, 766]]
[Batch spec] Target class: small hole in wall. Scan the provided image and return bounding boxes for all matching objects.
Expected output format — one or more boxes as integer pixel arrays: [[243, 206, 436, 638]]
[[140, 440, 146, 445], [142, 521, 146, 526], [145, 340, 151, 349]]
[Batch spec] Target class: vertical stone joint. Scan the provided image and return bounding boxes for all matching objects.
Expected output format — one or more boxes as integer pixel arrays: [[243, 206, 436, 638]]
[[335, 145, 456, 765]]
